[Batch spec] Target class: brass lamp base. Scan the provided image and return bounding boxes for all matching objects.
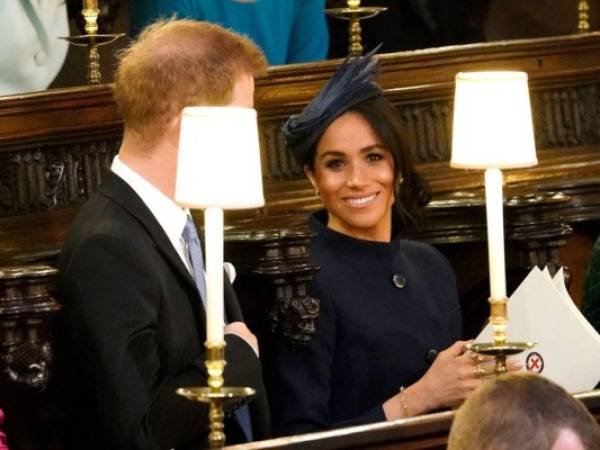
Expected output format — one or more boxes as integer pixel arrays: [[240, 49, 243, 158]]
[[177, 387, 255, 448], [60, 34, 125, 84], [176, 342, 255, 448], [326, 6, 387, 19], [62, 33, 125, 46], [326, 6, 387, 56], [468, 341, 536, 375]]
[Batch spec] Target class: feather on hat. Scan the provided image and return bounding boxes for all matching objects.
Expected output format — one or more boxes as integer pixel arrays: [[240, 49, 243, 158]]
[[282, 47, 383, 166]]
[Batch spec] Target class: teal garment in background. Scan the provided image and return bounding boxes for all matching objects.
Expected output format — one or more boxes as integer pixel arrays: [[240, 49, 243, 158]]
[[132, 0, 328, 65], [582, 236, 600, 333]]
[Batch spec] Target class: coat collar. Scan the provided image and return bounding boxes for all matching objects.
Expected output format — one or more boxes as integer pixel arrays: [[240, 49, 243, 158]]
[[99, 173, 199, 297], [99, 173, 241, 324]]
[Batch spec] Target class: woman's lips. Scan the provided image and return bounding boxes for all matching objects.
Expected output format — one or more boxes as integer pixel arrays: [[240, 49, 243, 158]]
[[343, 192, 378, 207]]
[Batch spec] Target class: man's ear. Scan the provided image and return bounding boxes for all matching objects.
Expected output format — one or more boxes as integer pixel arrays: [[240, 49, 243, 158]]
[[170, 114, 182, 136]]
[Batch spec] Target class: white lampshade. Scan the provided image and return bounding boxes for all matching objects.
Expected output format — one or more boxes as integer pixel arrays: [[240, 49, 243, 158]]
[[175, 106, 265, 209], [451, 71, 538, 169]]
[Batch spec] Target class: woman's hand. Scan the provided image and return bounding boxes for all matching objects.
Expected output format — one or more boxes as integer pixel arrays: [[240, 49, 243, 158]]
[[383, 340, 521, 420], [416, 340, 486, 410]]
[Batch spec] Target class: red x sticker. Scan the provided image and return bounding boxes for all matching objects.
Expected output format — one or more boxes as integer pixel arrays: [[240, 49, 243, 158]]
[[526, 351, 544, 373]]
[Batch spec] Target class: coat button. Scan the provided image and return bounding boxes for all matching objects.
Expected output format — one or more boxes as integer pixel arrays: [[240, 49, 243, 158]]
[[392, 273, 406, 288], [426, 349, 439, 364]]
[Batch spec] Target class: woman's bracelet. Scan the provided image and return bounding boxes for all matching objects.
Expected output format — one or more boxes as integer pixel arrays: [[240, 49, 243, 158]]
[[399, 386, 410, 417]]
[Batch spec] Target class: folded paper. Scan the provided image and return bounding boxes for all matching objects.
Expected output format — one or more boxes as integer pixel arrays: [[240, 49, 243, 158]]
[[476, 266, 600, 393]]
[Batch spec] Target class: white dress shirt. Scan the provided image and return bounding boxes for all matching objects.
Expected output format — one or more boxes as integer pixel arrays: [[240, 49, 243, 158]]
[[111, 155, 193, 272]]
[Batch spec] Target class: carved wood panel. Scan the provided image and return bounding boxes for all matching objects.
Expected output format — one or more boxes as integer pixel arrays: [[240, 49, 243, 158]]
[[532, 84, 600, 148], [0, 138, 120, 217], [260, 121, 303, 181], [257, 83, 600, 183]]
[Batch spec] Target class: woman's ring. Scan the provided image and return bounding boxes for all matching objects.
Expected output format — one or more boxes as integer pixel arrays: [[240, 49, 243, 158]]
[[469, 351, 484, 362], [473, 364, 486, 378]]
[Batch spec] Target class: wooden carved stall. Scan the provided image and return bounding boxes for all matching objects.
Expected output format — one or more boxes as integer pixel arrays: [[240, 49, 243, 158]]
[[0, 32, 599, 448]]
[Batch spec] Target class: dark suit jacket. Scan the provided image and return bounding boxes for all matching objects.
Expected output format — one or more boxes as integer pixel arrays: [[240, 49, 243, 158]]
[[57, 173, 269, 450]]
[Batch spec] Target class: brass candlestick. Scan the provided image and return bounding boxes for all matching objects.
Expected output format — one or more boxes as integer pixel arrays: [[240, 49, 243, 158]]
[[177, 342, 255, 448], [326, 0, 387, 56], [60, 3, 124, 84], [468, 296, 535, 374], [451, 73, 539, 376], [578, 0, 591, 34]]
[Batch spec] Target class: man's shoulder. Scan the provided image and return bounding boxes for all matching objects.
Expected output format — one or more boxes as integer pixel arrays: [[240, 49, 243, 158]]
[[59, 188, 146, 266], [70, 192, 135, 238], [69, 172, 150, 235]]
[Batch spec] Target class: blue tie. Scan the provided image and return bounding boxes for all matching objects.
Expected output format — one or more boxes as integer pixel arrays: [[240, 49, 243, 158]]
[[182, 216, 207, 305], [181, 216, 253, 441]]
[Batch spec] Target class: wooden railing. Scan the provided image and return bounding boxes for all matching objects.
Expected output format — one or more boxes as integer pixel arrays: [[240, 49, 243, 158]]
[[224, 391, 600, 450]]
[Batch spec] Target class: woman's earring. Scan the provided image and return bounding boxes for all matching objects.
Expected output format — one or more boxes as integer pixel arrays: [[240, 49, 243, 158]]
[[394, 177, 404, 200], [396, 176, 404, 191]]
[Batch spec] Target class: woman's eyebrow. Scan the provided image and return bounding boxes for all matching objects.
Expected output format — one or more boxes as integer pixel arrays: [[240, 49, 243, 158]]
[[359, 144, 385, 153], [318, 150, 345, 161]]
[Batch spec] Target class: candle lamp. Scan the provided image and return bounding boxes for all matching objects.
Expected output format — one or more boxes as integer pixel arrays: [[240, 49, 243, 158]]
[[60, 1, 124, 84], [326, 0, 387, 56], [451, 71, 537, 374], [174, 106, 265, 448]]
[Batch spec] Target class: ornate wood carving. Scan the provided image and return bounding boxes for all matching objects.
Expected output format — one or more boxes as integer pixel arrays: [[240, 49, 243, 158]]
[[404, 190, 574, 338], [533, 84, 600, 149], [399, 100, 451, 164], [0, 265, 60, 391], [260, 121, 304, 181], [401, 84, 600, 164], [257, 82, 600, 185], [0, 83, 596, 218], [0, 138, 119, 216], [225, 223, 320, 347]]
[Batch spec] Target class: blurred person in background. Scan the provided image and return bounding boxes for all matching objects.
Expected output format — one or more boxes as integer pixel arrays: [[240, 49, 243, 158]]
[[132, 0, 328, 65], [0, 0, 69, 95]]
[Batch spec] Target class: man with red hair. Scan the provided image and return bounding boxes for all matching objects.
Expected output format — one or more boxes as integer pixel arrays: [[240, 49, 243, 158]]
[[58, 19, 269, 450]]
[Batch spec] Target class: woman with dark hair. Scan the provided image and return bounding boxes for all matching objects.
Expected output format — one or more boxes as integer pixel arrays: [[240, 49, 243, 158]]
[[268, 51, 514, 435]]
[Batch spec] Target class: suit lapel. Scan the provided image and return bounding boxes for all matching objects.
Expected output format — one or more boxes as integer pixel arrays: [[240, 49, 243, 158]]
[[99, 174, 205, 319]]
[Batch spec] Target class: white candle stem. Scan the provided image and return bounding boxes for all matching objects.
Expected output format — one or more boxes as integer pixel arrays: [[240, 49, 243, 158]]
[[484, 168, 507, 299], [204, 207, 224, 345]]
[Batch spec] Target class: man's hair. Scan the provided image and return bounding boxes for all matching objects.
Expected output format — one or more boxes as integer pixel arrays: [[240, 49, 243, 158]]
[[113, 19, 267, 142], [448, 372, 600, 450]]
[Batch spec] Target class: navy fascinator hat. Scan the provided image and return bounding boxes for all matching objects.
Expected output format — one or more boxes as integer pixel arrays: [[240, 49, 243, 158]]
[[282, 47, 383, 166]]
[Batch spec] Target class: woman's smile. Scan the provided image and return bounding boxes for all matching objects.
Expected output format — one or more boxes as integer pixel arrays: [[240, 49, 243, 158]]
[[343, 192, 378, 207]]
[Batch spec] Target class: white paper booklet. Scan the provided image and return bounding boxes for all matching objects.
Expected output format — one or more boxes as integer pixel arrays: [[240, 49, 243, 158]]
[[475, 266, 600, 393]]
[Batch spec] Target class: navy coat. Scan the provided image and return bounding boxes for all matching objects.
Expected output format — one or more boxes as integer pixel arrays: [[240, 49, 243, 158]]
[[269, 210, 461, 435]]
